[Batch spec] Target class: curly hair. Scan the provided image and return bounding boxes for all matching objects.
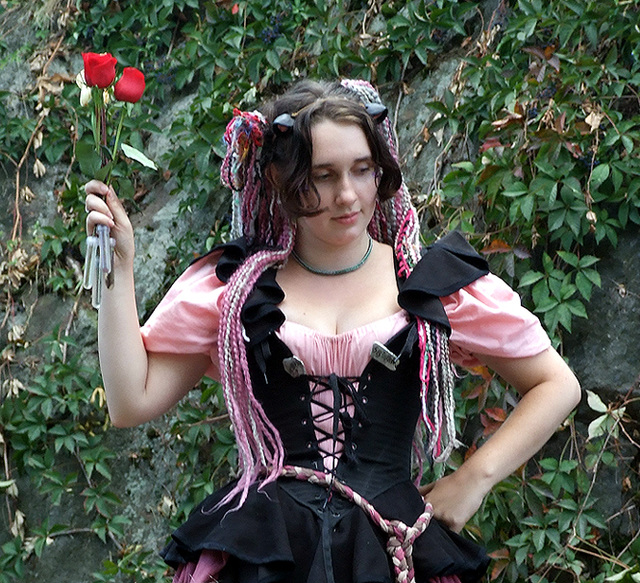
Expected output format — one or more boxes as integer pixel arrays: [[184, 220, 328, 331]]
[[259, 80, 403, 217]]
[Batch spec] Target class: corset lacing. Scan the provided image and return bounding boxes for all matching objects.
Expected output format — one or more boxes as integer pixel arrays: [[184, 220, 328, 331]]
[[306, 372, 370, 472], [279, 360, 436, 583]]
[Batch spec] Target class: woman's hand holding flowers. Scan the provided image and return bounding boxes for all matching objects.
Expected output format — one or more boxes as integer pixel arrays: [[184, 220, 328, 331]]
[[85, 180, 135, 270], [78, 52, 153, 308]]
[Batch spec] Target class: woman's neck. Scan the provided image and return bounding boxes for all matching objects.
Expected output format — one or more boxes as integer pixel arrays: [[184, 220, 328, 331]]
[[292, 233, 373, 275]]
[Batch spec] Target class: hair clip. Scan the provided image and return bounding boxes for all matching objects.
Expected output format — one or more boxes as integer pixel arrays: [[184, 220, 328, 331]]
[[273, 113, 296, 133], [364, 102, 388, 123], [272, 102, 388, 134]]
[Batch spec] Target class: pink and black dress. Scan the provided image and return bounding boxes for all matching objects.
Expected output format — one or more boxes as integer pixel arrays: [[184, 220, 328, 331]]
[[141, 232, 550, 583]]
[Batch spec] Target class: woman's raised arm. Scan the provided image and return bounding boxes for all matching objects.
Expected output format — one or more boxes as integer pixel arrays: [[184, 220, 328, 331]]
[[85, 180, 210, 427]]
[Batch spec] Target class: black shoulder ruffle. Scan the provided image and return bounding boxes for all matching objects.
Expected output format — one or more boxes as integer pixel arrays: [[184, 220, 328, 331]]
[[398, 231, 489, 331], [419, 231, 490, 295], [241, 269, 285, 346], [209, 237, 285, 346], [213, 237, 252, 283]]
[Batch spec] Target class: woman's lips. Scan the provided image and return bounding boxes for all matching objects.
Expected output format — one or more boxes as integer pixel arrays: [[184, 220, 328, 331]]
[[332, 211, 359, 224]]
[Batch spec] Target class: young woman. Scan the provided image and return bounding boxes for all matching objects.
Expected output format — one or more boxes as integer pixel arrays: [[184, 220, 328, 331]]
[[85, 79, 581, 583]]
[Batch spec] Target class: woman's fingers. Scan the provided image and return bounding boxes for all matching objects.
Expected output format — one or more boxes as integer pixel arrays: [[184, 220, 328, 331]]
[[85, 192, 115, 234], [84, 179, 109, 196], [83, 181, 135, 263], [103, 183, 130, 225], [418, 482, 435, 496], [85, 180, 113, 233]]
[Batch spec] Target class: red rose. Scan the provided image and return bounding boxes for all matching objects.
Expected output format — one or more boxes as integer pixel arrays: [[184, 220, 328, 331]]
[[82, 52, 117, 88], [113, 67, 146, 103]]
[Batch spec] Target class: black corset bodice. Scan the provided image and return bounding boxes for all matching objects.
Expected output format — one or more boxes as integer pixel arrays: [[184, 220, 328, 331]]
[[248, 320, 422, 499], [217, 231, 489, 498]]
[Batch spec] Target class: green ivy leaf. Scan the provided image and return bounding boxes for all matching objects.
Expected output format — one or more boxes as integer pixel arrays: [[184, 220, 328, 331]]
[[76, 140, 102, 178], [556, 250, 578, 267], [265, 49, 280, 70], [586, 390, 608, 413], [502, 181, 528, 198], [590, 163, 610, 189], [582, 269, 601, 289], [531, 529, 545, 552], [519, 270, 544, 287], [575, 272, 593, 300]]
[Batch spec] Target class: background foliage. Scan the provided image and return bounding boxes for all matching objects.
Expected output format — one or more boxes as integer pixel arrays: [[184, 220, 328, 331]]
[[0, 0, 638, 581]]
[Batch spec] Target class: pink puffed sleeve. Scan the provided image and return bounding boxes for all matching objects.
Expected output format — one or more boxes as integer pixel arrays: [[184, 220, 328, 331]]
[[441, 273, 551, 368], [140, 252, 225, 381]]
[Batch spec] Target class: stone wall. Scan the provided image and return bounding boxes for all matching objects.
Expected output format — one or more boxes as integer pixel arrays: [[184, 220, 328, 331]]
[[1, 3, 638, 581]]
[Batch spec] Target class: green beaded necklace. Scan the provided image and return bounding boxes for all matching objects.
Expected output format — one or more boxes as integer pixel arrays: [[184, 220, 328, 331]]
[[291, 236, 373, 276]]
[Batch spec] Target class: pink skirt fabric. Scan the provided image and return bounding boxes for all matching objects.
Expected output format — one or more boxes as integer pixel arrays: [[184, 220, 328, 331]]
[[172, 549, 228, 583], [172, 551, 462, 583]]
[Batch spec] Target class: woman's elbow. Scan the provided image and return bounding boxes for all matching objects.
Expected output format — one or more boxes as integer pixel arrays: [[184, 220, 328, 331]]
[[106, 401, 149, 428], [567, 371, 582, 410], [108, 410, 139, 428]]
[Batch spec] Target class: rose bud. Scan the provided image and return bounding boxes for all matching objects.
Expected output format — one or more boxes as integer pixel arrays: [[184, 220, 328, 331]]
[[82, 52, 117, 89], [114, 67, 146, 103]]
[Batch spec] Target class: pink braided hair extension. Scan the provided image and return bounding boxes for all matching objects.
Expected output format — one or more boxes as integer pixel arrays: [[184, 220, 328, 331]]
[[340, 80, 458, 469], [216, 241, 294, 509], [216, 109, 298, 508]]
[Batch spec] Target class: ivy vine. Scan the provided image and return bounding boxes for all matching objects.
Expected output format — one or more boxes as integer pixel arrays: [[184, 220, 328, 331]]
[[0, 0, 638, 581]]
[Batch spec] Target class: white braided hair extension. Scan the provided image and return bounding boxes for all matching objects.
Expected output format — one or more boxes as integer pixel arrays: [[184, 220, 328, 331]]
[[341, 79, 459, 468], [339, 79, 421, 264]]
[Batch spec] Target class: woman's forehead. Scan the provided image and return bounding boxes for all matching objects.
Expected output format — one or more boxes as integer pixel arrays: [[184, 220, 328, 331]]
[[310, 120, 372, 164]]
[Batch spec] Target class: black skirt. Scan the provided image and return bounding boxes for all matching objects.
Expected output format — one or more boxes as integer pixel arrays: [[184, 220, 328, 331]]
[[162, 476, 489, 583]]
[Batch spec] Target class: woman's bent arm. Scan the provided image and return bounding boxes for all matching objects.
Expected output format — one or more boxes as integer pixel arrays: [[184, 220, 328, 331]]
[[422, 347, 581, 532]]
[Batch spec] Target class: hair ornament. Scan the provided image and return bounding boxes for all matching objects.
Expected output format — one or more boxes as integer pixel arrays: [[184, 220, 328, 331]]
[[221, 109, 266, 190], [271, 101, 388, 134], [220, 108, 271, 239], [364, 102, 388, 122], [272, 112, 295, 132]]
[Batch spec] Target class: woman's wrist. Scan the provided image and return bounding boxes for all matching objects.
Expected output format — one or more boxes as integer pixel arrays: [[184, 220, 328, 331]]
[[453, 450, 501, 498]]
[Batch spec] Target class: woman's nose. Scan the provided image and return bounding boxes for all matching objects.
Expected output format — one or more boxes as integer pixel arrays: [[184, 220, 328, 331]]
[[335, 173, 358, 205]]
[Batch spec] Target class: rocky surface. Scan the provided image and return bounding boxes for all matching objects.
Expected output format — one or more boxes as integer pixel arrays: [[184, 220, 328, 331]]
[[1, 3, 638, 581]]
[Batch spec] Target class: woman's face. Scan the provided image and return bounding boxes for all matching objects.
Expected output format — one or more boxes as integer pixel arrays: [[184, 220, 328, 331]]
[[295, 119, 378, 250]]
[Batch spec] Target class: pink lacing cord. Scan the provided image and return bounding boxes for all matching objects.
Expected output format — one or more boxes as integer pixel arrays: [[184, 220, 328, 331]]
[[280, 465, 433, 583]]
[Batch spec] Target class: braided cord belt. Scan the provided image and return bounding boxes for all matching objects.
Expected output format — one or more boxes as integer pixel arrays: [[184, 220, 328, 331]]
[[280, 465, 433, 583]]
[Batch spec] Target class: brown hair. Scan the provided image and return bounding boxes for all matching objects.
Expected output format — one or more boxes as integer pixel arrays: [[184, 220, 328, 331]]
[[259, 80, 403, 218]]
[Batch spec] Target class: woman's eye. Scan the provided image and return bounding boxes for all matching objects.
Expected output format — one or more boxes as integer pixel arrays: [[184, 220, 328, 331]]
[[313, 173, 331, 182], [355, 165, 374, 175]]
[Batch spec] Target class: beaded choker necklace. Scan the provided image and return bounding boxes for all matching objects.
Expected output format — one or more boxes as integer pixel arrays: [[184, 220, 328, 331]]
[[292, 236, 373, 276]]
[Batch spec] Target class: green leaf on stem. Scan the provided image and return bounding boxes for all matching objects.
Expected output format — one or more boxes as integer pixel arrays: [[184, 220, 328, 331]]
[[121, 143, 158, 170], [76, 140, 102, 177]]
